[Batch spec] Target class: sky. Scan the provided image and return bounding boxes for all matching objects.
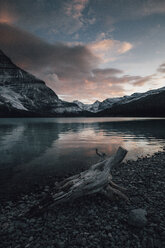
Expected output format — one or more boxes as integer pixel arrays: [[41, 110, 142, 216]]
[[0, 0, 165, 103]]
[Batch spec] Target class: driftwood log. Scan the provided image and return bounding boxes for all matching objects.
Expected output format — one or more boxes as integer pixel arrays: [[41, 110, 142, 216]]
[[27, 146, 128, 217]]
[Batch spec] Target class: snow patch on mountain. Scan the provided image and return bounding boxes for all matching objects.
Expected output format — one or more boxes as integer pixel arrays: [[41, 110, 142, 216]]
[[1, 49, 165, 116], [73, 87, 165, 113], [0, 86, 28, 110], [73, 100, 101, 113]]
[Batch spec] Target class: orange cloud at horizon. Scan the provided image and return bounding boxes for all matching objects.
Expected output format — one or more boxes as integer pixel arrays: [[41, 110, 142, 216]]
[[0, 10, 17, 24]]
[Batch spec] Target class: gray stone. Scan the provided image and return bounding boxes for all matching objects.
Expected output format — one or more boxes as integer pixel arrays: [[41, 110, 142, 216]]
[[56, 241, 65, 248], [8, 226, 15, 233], [105, 225, 112, 231], [25, 244, 31, 248], [128, 208, 147, 228], [147, 237, 154, 248], [29, 236, 33, 242], [161, 231, 165, 240]]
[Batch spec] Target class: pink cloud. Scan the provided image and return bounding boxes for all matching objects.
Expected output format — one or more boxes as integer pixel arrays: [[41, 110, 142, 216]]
[[157, 62, 165, 73], [0, 23, 152, 103], [88, 39, 133, 63]]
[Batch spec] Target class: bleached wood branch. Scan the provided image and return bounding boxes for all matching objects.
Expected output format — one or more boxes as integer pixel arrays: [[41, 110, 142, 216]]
[[26, 146, 128, 217]]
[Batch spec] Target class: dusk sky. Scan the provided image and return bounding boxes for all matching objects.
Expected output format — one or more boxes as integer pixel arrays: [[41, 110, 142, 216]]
[[0, 0, 165, 103]]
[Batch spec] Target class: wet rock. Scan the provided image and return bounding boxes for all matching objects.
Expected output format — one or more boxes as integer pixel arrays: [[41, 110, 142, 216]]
[[128, 208, 147, 228]]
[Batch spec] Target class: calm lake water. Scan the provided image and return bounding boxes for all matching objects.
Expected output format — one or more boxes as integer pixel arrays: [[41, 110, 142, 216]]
[[0, 117, 165, 200]]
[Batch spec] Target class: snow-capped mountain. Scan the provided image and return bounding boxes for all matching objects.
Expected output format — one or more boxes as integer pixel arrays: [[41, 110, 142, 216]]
[[73, 87, 165, 115], [97, 87, 165, 117], [73, 98, 123, 113], [0, 49, 165, 117], [0, 49, 83, 116], [73, 100, 101, 113], [73, 97, 127, 113]]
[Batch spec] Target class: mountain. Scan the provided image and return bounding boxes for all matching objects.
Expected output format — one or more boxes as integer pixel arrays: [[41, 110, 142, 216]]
[[73, 87, 165, 116], [97, 87, 165, 117], [0, 49, 165, 117], [73, 96, 130, 113], [0, 49, 85, 117], [73, 100, 101, 113]]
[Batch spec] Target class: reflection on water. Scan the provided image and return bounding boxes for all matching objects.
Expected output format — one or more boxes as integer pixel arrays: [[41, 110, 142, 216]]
[[0, 117, 165, 199]]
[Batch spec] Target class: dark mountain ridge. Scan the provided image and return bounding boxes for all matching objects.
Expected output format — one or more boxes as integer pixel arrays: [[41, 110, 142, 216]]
[[0, 49, 165, 117], [97, 90, 165, 117], [0, 49, 88, 117]]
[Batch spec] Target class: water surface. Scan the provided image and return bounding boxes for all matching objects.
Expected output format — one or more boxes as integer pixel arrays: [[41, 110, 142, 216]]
[[0, 117, 165, 200]]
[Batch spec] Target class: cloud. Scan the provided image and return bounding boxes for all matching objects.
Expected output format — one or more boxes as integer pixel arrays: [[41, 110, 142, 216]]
[[92, 68, 123, 76], [157, 62, 165, 73], [56, 0, 90, 34], [86, 0, 165, 38], [88, 39, 133, 63], [0, 0, 91, 36], [0, 23, 152, 103], [87, 70, 152, 87], [0, 23, 98, 79], [132, 75, 153, 86], [55, 68, 152, 102], [1, 0, 165, 40], [0, 9, 17, 24], [64, 0, 89, 19], [118, 0, 165, 19], [140, 0, 165, 16]]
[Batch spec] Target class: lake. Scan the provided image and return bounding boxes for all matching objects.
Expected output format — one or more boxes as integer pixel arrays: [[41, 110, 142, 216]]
[[0, 117, 165, 200]]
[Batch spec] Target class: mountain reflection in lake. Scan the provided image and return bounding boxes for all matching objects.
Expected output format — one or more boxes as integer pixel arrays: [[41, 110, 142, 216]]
[[0, 117, 165, 200]]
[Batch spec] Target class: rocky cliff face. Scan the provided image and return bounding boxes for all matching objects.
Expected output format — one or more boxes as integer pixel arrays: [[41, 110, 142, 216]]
[[0, 50, 82, 116]]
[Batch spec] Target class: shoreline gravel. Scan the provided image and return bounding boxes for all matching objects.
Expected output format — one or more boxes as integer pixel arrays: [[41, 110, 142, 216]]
[[0, 151, 165, 248]]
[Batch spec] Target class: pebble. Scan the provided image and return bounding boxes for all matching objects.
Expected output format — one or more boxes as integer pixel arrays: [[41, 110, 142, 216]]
[[1, 152, 165, 248], [128, 208, 147, 228], [105, 225, 112, 231]]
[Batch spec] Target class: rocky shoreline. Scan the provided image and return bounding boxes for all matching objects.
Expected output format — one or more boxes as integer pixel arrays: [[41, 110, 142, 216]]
[[1, 151, 165, 248]]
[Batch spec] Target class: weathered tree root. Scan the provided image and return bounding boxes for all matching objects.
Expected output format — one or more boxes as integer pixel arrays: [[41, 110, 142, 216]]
[[26, 146, 128, 217]]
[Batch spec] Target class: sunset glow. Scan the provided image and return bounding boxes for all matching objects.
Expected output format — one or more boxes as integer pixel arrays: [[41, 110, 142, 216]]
[[0, 0, 165, 103], [0, 10, 16, 24]]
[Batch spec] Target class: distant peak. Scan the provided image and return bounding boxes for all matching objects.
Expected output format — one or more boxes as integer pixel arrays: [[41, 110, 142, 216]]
[[0, 49, 8, 56], [94, 100, 101, 104], [73, 100, 82, 103], [0, 49, 16, 69]]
